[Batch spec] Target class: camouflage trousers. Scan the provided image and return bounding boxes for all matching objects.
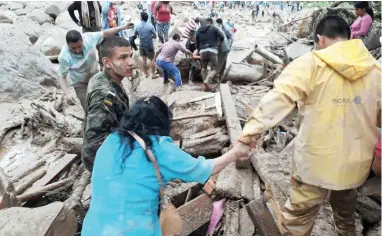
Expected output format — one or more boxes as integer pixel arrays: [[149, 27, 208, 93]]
[[280, 178, 357, 236]]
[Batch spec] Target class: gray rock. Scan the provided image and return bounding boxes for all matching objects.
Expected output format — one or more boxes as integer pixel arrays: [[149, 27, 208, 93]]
[[45, 4, 61, 19], [55, 11, 81, 31], [27, 9, 53, 25], [0, 24, 57, 102], [34, 23, 66, 58], [0, 13, 12, 24], [285, 42, 314, 60], [15, 20, 42, 44], [7, 2, 24, 11], [366, 222, 381, 236], [14, 8, 27, 16]]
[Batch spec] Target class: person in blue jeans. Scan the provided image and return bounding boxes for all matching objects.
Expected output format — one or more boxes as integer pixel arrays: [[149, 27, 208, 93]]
[[82, 96, 252, 236], [153, 34, 192, 87]]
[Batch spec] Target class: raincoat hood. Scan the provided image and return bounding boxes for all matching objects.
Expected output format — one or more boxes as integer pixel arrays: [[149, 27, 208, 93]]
[[313, 39, 376, 81], [199, 25, 211, 33]]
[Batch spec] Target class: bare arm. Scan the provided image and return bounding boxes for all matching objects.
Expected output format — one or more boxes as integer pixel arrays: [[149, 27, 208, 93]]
[[103, 23, 132, 38]]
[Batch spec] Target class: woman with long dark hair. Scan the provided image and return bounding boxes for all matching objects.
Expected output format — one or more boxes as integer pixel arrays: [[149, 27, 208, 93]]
[[82, 96, 251, 235], [351, 1, 373, 39]]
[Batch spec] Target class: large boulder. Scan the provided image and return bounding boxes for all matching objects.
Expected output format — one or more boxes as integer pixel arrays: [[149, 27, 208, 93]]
[[0, 202, 77, 236], [55, 11, 81, 31], [7, 1, 24, 11], [45, 4, 61, 20], [34, 23, 66, 59], [14, 8, 27, 16], [0, 12, 12, 24], [0, 10, 17, 24], [27, 9, 53, 25], [15, 20, 43, 44], [0, 24, 57, 102]]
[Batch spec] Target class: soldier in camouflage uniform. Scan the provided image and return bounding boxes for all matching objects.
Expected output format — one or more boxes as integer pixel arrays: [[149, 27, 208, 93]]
[[82, 36, 134, 171]]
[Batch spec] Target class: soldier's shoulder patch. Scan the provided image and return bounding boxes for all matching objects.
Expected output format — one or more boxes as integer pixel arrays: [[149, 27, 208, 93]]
[[104, 89, 116, 107]]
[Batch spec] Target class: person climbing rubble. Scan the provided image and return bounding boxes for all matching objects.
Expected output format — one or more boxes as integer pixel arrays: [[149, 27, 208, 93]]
[[153, 34, 193, 88], [196, 17, 225, 92], [68, 1, 102, 33], [82, 36, 133, 172], [57, 23, 133, 110], [82, 95, 252, 235], [135, 11, 157, 77], [236, 15, 381, 235]]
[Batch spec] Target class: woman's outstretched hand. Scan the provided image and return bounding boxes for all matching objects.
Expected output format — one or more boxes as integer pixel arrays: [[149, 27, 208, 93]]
[[230, 141, 255, 162]]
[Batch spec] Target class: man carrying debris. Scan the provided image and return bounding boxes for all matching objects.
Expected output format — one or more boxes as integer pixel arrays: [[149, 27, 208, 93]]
[[135, 11, 157, 77], [68, 1, 102, 33], [236, 16, 381, 235], [82, 36, 133, 172], [196, 17, 225, 92], [153, 34, 193, 87], [58, 24, 133, 109]]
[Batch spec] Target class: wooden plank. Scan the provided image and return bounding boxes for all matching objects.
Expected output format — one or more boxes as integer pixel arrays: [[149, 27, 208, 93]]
[[215, 92, 223, 117], [245, 198, 281, 236], [177, 193, 213, 236], [28, 154, 78, 191], [219, 83, 250, 168]]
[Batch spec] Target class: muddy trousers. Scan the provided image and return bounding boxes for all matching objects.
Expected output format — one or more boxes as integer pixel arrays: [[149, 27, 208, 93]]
[[280, 178, 357, 236], [200, 51, 218, 84], [73, 82, 88, 111]]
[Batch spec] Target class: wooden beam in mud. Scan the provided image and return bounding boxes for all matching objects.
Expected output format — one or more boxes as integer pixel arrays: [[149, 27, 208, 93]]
[[219, 83, 250, 168], [245, 197, 281, 236], [28, 154, 78, 192], [177, 193, 213, 236]]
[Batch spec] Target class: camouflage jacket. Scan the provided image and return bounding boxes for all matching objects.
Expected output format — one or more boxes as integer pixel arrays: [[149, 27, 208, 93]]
[[81, 71, 129, 172]]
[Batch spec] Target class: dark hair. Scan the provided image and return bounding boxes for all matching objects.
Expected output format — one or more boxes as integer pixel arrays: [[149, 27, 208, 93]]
[[66, 30, 82, 44], [172, 34, 180, 41], [141, 11, 148, 21], [100, 36, 131, 58], [117, 96, 173, 167], [206, 17, 213, 24], [216, 18, 223, 24], [314, 15, 351, 42], [354, 1, 374, 19], [189, 29, 196, 37]]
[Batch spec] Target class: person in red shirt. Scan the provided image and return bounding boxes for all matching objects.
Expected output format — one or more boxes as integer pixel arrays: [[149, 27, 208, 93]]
[[154, 1, 175, 44]]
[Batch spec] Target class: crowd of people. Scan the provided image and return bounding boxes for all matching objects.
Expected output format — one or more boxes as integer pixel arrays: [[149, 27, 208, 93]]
[[55, 1, 381, 235]]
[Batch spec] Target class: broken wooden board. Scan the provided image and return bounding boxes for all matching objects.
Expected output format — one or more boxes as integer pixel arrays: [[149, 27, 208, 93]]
[[0, 202, 77, 236], [246, 198, 281, 236], [356, 195, 381, 225], [219, 83, 250, 168], [178, 193, 213, 236], [28, 154, 78, 192]]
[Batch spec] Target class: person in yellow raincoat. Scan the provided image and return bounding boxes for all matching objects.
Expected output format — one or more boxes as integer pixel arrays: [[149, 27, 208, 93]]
[[236, 16, 381, 235]]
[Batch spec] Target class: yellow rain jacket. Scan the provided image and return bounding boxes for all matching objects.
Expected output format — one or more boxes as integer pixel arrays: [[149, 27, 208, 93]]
[[239, 39, 381, 190]]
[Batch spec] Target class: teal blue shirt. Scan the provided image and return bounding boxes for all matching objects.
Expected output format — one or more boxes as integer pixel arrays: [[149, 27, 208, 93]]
[[58, 32, 103, 85], [82, 133, 214, 236]]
